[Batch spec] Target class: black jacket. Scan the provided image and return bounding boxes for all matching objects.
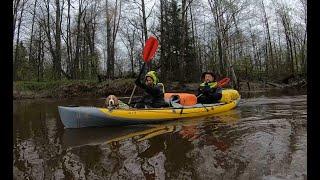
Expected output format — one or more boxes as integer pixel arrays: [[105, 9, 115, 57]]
[[134, 78, 167, 108], [197, 82, 222, 104]]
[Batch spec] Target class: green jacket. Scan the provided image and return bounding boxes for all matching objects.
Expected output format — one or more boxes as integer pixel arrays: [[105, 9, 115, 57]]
[[197, 81, 222, 104]]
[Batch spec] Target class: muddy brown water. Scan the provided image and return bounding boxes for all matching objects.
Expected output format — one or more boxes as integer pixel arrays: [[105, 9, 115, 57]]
[[13, 90, 307, 179]]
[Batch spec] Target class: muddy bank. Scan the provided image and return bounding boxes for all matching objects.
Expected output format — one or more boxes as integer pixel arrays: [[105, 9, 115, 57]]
[[13, 79, 137, 100], [13, 79, 306, 100]]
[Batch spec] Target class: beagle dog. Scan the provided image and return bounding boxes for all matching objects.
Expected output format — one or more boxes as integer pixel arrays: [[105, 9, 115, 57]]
[[105, 95, 120, 109]]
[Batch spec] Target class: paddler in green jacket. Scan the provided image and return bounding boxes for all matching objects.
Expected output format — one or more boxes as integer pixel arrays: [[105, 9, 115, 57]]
[[197, 72, 222, 104], [134, 70, 168, 108]]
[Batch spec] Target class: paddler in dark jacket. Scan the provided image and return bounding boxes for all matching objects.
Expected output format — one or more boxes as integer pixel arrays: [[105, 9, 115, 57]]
[[134, 71, 168, 108], [197, 72, 222, 104]]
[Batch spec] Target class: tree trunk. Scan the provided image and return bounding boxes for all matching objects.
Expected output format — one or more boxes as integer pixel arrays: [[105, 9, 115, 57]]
[[276, 19, 282, 75], [180, 0, 187, 82], [66, 0, 72, 77], [54, 0, 62, 80], [141, 0, 149, 70], [261, 0, 274, 75], [301, 30, 307, 74], [130, 31, 135, 77], [73, 0, 84, 79], [189, 5, 201, 81], [106, 0, 112, 78], [28, 0, 38, 72], [208, 0, 224, 76], [106, 0, 121, 79], [159, 0, 165, 80], [37, 27, 43, 82], [13, 0, 26, 81], [13, 0, 21, 33], [280, 11, 295, 76]]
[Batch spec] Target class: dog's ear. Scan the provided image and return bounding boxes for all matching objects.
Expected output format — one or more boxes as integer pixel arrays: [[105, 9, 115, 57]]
[[114, 96, 119, 105], [104, 97, 110, 108]]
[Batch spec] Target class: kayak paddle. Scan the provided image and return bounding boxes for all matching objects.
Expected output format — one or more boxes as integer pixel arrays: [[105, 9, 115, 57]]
[[197, 77, 231, 98], [128, 36, 159, 105], [217, 77, 230, 87]]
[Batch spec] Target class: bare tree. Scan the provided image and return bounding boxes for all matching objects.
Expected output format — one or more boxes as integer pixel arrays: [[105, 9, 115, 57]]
[[28, 0, 38, 69], [106, 0, 122, 79], [13, 0, 27, 81], [260, 0, 275, 76], [13, 0, 21, 34], [72, 0, 86, 79], [130, 0, 156, 70], [276, 5, 295, 76], [12, 0, 306, 84], [65, 0, 73, 77], [141, 0, 148, 42], [35, 22, 45, 81], [208, 0, 239, 88], [120, 23, 137, 77], [39, 0, 66, 80]]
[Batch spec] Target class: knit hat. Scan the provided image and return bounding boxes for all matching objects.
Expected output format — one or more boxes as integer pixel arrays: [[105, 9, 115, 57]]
[[145, 71, 158, 85]]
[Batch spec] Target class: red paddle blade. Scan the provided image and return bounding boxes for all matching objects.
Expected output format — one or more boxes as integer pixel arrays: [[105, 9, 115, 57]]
[[218, 77, 230, 87], [142, 36, 159, 63]]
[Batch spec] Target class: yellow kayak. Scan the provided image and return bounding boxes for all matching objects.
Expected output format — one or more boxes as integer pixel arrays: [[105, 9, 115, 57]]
[[58, 89, 240, 128]]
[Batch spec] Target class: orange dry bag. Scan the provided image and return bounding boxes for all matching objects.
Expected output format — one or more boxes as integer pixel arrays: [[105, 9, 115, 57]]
[[164, 93, 197, 106]]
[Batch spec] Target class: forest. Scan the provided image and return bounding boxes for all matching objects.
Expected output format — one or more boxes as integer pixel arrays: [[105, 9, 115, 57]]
[[13, 0, 307, 89]]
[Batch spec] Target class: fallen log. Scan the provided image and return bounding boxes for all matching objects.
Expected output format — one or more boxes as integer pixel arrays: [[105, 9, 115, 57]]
[[266, 82, 284, 88], [266, 80, 306, 89], [284, 80, 307, 89]]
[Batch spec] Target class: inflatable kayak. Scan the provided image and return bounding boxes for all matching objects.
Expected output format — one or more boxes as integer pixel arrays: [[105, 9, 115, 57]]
[[58, 89, 240, 128]]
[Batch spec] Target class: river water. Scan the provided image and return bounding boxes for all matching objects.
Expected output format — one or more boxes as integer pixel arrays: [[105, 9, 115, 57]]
[[13, 91, 307, 180]]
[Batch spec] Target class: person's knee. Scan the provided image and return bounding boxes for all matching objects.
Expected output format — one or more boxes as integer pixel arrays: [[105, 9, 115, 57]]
[[214, 93, 222, 100], [197, 96, 206, 103], [151, 103, 162, 108], [135, 103, 146, 108]]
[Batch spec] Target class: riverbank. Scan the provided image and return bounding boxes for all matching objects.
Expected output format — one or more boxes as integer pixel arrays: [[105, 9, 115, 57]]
[[13, 79, 306, 100]]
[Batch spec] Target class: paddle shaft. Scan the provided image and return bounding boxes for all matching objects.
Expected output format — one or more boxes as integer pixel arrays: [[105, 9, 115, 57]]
[[128, 63, 146, 105], [196, 78, 230, 98], [128, 86, 137, 104]]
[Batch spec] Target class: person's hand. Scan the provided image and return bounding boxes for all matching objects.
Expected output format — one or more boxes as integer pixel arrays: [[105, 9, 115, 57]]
[[203, 84, 211, 95], [135, 78, 141, 85]]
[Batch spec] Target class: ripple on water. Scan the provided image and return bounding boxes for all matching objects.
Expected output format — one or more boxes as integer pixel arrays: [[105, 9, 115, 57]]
[[13, 95, 307, 179]]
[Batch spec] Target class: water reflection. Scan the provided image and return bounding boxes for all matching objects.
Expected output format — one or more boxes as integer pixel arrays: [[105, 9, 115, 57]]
[[62, 109, 240, 149], [13, 94, 307, 179]]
